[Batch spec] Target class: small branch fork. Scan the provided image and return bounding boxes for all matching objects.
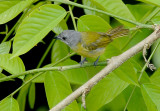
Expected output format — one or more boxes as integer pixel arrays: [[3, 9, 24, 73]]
[[50, 25, 160, 111]]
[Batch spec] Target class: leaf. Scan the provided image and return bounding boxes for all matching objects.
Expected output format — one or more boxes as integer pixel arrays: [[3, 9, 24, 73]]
[[94, 0, 136, 26], [0, 0, 34, 24], [44, 71, 79, 110], [138, 0, 160, 7], [52, 19, 68, 34], [151, 39, 160, 68], [99, 85, 148, 111], [0, 41, 11, 54], [28, 83, 35, 109], [57, 59, 88, 85], [51, 40, 69, 63], [0, 41, 11, 73], [151, 12, 160, 24], [82, 0, 110, 23], [127, 4, 156, 22], [150, 68, 160, 86], [0, 97, 20, 111], [0, 54, 25, 75], [12, 4, 67, 58], [17, 75, 31, 111], [113, 60, 139, 86], [78, 15, 111, 32], [130, 58, 150, 84], [124, 85, 148, 111], [86, 74, 129, 111], [141, 83, 160, 111]]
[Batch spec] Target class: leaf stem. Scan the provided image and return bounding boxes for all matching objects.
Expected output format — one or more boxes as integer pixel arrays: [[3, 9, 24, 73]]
[[68, 2, 77, 31], [50, 0, 153, 28], [65, 0, 77, 22]]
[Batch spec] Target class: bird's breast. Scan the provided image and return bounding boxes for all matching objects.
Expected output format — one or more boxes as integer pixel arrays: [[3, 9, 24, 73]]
[[71, 42, 105, 58]]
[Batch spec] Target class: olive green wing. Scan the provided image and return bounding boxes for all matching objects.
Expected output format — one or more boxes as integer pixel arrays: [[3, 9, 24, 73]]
[[80, 32, 111, 50]]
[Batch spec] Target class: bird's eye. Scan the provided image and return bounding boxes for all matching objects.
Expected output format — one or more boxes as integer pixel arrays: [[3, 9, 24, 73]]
[[62, 37, 67, 40]]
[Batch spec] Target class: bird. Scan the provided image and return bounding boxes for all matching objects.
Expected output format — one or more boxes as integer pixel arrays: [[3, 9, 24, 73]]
[[55, 26, 129, 66]]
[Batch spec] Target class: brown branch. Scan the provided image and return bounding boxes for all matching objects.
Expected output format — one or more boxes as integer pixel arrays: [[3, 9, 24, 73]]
[[50, 25, 160, 111]]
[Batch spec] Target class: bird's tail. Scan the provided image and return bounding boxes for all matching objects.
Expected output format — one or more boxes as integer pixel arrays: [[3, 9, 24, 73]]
[[106, 26, 129, 39]]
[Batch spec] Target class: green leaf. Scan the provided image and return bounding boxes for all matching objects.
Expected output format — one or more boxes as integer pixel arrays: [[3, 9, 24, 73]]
[[12, 4, 67, 58], [130, 58, 150, 84], [151, 39, 160, 68], [82, 0, 110, 23], [127, 4, 155, 22], [138, 0, 160, 7], [151, 12, 160, 24], [141, 83, 160, 111], [17, 76, 31, 111], [94, 0, 136, 26], [51, 40, 69, 63], [0, 54, 25, 75], [78, 15, 111, 32], [0, 41, 11, 54], [44, 71, 79, 110], [86, 74, 129, 111], [84, 66, 104, 79], [124, 85, 148, 111], [113, 60, 139, 86], [0, 0, 34, 24], [0, 97, 19, 111], [53, 19, 68, 34], [0, 41, 11, 73], [28, 83, 35, 109], [150, 68, 160, 86], [57, 59, 88, 85]]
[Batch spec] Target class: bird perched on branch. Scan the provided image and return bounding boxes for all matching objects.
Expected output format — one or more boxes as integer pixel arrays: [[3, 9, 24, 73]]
[[55, 26, 129, 66]]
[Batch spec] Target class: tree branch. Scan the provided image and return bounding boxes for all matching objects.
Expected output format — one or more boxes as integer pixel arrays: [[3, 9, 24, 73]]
[[50, 25, 160, 111]]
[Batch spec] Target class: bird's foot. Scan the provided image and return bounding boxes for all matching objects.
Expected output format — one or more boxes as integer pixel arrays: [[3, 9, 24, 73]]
[[79, 57, 87, 66], [94, 56, 100, 67]]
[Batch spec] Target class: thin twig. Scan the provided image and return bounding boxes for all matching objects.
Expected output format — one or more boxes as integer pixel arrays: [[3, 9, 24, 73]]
[[0, 61, 107, 82]]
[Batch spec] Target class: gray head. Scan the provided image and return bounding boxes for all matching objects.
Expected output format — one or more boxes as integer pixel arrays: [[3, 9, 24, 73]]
[[56, 30, 81, 48]]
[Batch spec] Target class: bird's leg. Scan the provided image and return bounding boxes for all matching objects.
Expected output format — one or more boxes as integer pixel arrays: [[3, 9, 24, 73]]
[[94, 56, 100, 66], [79, 57, 87, 66]]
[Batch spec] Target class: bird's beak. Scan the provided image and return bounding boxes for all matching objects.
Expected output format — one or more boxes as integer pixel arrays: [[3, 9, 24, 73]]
[[54, 36, 58, 39], [54, 36, 60, 40]]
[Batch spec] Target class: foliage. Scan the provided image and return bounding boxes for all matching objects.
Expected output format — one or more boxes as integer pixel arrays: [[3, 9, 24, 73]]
[[0, 0, 160, 111]]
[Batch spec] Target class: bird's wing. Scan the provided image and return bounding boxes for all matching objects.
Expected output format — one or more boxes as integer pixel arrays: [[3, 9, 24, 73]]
[[80, 32, 111, 50]]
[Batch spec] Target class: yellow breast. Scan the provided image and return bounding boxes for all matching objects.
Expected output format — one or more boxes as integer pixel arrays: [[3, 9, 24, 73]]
[[72, 43, 105, 58]]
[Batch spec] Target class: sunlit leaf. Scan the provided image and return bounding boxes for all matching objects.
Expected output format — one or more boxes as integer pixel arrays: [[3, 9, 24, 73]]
[[51, 40, 69, 64], [0, 41, 11, 54], [86, 74, 129, 111], [0, 97, 19, 111], [53, 19, 68, 34], [12, 4, 67, 58], [0, 54, 25, 75], [138, 0, 160, 7], [44, 71, 79, 110], [28, 83, 35, 109], [0, 0, 34, 24], [57, 59, 88, 85], [82, 0, 110, 23], [141, 83, 160, 111], [78, 15, 111, 32]]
